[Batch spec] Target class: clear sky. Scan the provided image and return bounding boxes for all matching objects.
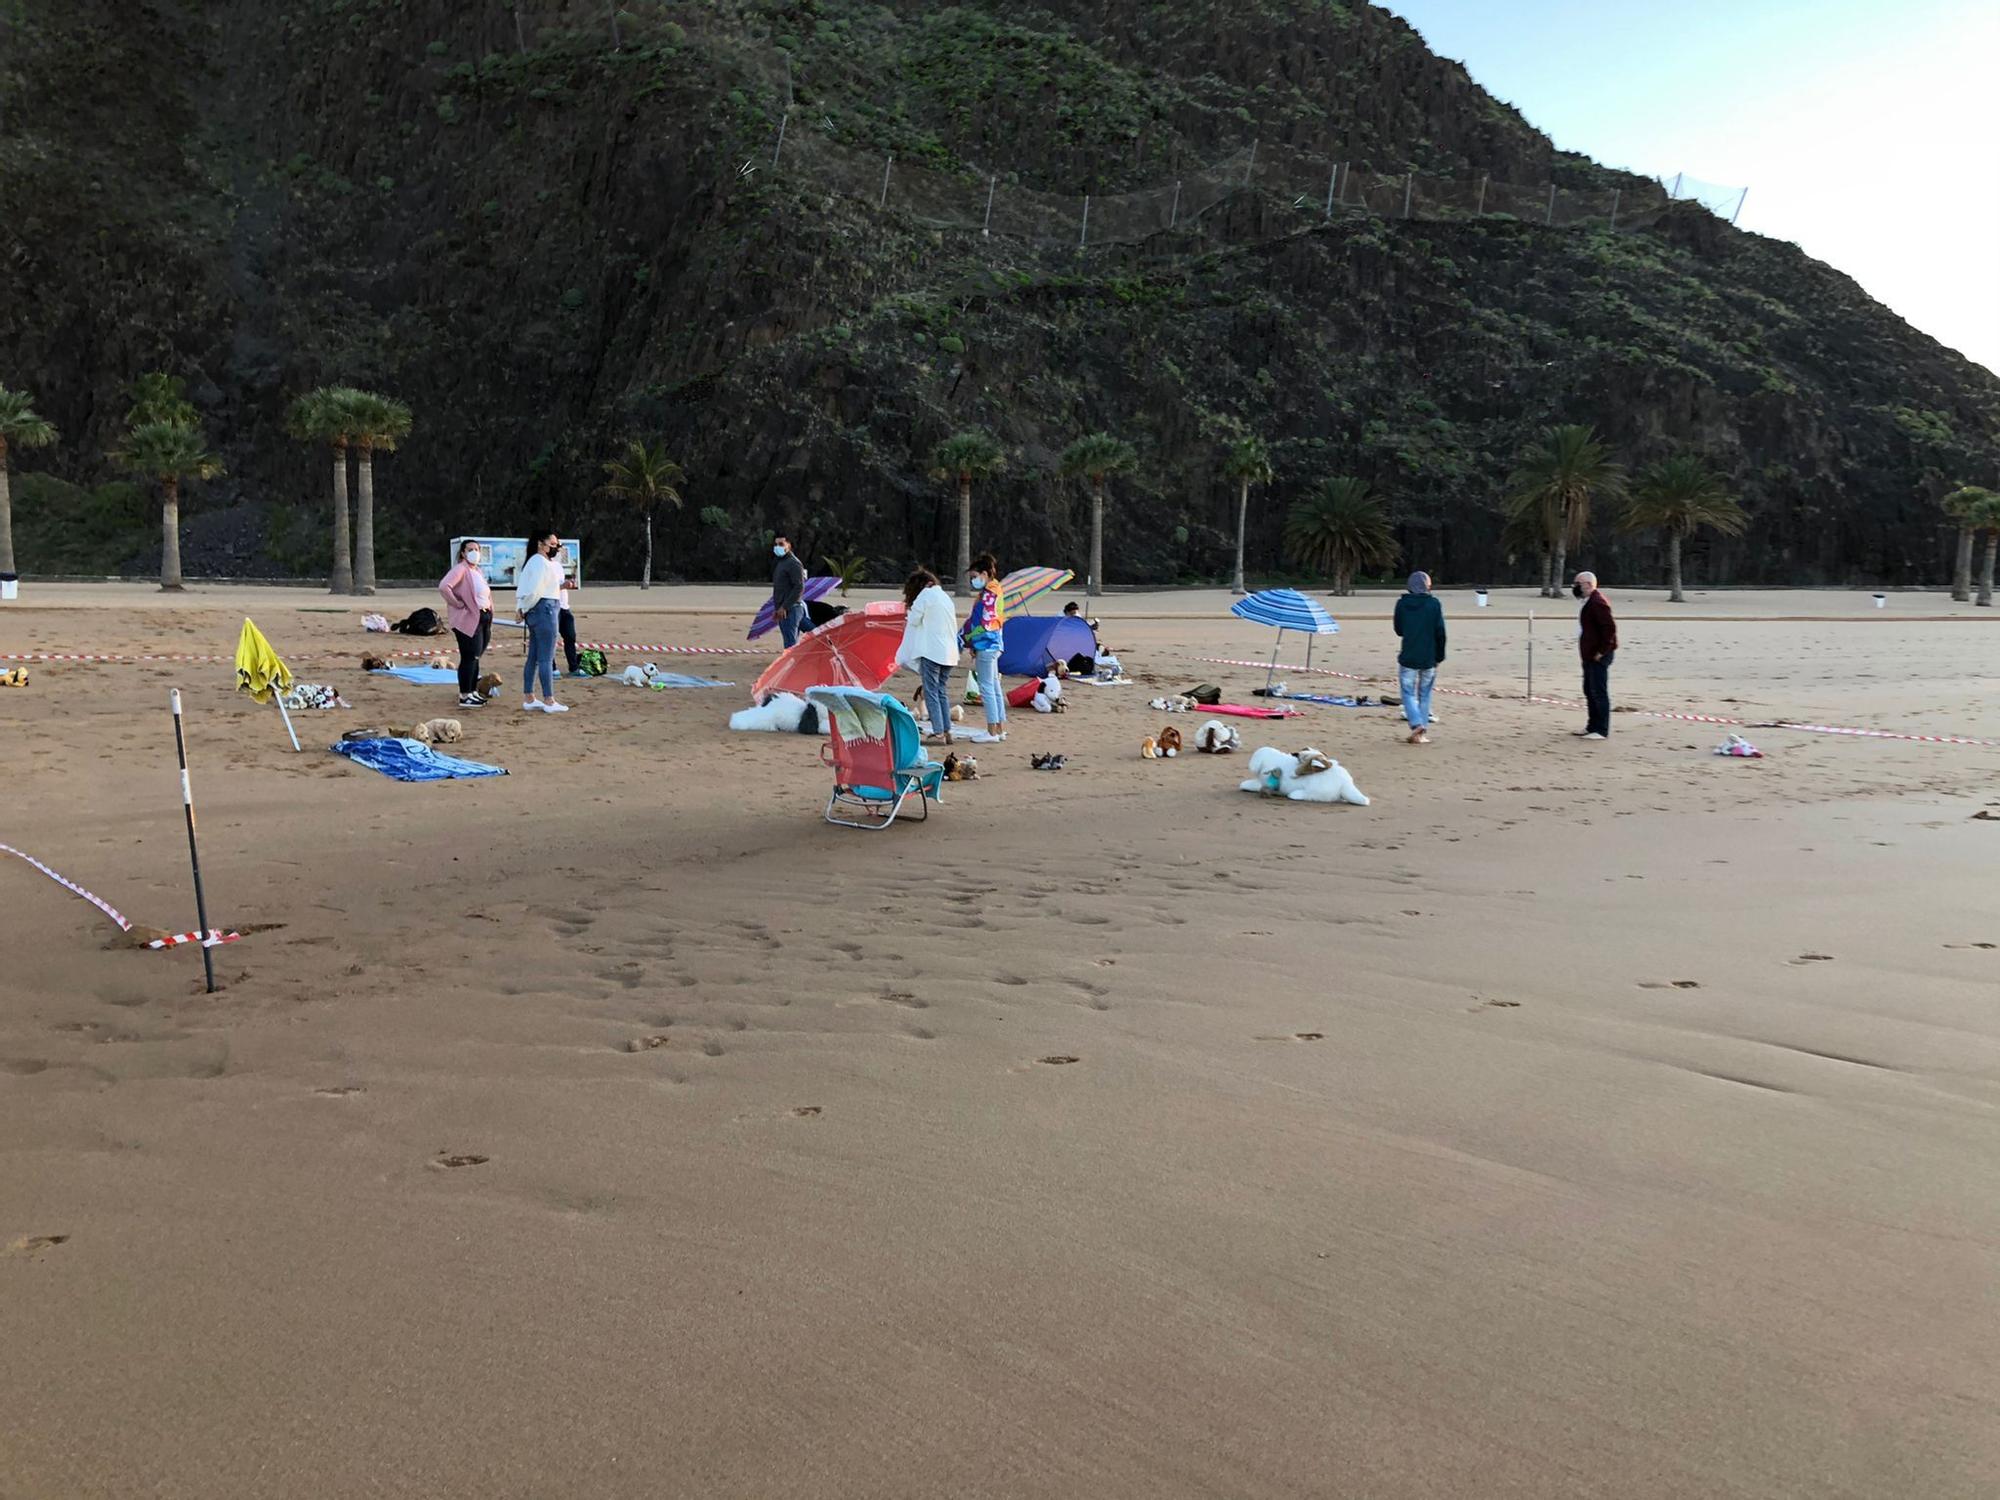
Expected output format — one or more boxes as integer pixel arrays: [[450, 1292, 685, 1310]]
[[1375, 0, 2000, 377]]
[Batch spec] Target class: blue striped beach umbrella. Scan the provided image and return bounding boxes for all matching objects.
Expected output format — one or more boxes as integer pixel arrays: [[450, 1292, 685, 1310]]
[[1229, 588, 1340, 689]]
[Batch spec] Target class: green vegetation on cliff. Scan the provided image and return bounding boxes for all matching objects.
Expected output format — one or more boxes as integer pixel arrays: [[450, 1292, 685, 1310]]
[[1, 0, 1994, 587]]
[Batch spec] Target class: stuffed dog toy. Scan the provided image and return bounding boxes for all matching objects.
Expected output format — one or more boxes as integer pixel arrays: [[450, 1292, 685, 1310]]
[[1195, 720, 1240, 753], [361, 654, 389, 672], [941, 752, 979, 782], [1239, 746, 1370, 805]]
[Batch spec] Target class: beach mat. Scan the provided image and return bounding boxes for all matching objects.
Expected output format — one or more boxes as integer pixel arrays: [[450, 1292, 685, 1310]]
[[370, 666, 459, 685], [646, 673, 732, 689], [330, 737, 508, 781], [1262, 690, 1396, 708], [1205, 703, 1304, 719]]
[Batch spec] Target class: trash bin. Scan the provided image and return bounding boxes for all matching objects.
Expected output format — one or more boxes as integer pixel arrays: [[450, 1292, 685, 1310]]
[[0, 572, 17, 602], [1474, 589, 1489, 608]]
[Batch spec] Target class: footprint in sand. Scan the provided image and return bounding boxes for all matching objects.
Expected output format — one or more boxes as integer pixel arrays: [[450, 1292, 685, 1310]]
[[8, 1235, 69, 1255], [1038, 1055, 1080, 1066], [1638, 981, 1702, 990], [1790, 954, 1835, 965], [1944, 942, 1996, 950], [313, 1085, 366, 1096], [624, 1035, 671, 1053], [791, 1106, 822, 1118], [431, 1153, 488, 1169]]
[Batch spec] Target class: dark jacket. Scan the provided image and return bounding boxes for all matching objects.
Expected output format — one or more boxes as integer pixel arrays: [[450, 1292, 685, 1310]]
[[1579, 591, 1617, 660], [771, 550, 806, 612], [1392, 592, 1447, 671]]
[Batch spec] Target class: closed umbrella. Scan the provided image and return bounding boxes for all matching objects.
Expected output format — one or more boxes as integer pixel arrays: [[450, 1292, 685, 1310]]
[[750, 601, 908, 702], [1000, 565, 1073, 613], [234, 617, 301, 751], [747, 575, 841, 639], [1229, 588, 1340, 690]]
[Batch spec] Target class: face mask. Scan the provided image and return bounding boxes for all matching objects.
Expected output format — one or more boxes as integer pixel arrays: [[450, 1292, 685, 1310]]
[[465, 552, 480, 566], [774, 546, 787, 557], [969, 575, 985, 590], [1571, 582, 1586, 598]]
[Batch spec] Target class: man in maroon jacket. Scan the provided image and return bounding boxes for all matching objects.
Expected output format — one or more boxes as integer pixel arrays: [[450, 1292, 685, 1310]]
[[1573, 571, 1617, 740]]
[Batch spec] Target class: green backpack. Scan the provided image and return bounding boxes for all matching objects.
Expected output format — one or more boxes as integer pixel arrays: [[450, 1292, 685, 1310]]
[[576, 648, 608, 677]]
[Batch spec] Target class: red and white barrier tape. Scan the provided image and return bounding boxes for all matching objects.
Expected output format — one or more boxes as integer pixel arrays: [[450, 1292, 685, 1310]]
[[576, 640, 767, 655], [7, 642, 768, 663], [1190, 657, 2000, 748], [0, 844, 240, 950], [0, 652, 233, 663]]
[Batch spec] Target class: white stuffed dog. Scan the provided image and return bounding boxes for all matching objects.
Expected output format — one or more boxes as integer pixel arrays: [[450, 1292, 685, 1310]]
[[729, 693, 813, 732], [1239, 746, 1370, 805]]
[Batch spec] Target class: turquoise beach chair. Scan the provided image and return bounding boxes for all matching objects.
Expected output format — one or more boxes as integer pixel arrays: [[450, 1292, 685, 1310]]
[[805, 686, 945, 830]]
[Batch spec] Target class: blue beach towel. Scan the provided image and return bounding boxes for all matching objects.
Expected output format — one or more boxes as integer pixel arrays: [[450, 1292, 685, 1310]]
[[370, 666, 461, 685], [330, 737, 509, 781], [647, 673, 732, 689]]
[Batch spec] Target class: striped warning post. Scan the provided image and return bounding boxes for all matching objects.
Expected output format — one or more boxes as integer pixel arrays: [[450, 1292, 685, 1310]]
[[0, 844, 241, 950]]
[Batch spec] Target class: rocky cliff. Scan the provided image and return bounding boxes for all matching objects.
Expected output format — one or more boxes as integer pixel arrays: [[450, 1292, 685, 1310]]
[[4, 0, 1995, 586]]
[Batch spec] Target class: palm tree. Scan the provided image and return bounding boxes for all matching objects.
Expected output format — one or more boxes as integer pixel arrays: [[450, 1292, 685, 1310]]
[[1621, 456, 1748, 603], [127, 373, 196, 428], [115, 420, 224, 591], [930, 430, 1004, 595], [1221, 434, 1273, 595], [1505, 424, 1626, 596], [1284, 477, 1397, 595], [0, 385, 59, 580], [286, 386, 360, 594], [600, 439, 685, 588], [1059, 432, 1138, 597], [343, 389, 412, 595], [1972, 490, 2000, 609], [1941, 486, 1994, 603]]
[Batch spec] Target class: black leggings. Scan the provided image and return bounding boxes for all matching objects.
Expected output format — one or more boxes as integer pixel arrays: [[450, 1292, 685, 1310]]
[[454, 611, 492, 695], [559, 608, 579, 674]]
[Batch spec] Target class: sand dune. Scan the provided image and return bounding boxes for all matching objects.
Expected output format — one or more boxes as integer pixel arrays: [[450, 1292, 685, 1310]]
[[2, 585, 1997, 1497]]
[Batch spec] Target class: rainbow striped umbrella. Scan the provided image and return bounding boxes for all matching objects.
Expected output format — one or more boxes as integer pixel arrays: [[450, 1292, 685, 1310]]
[[1000, 566, 1073, 613]]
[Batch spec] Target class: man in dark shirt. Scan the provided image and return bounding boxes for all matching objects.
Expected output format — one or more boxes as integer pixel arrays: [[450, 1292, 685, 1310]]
[[1573, 570, 1617, 740], [1391, 570, 1447, 745], [771, 535, 807, 648]]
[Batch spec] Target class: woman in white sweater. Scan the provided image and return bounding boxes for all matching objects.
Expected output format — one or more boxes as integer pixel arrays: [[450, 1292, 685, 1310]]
[[514, 528, 567, 713], [896, 569, 959, 745]]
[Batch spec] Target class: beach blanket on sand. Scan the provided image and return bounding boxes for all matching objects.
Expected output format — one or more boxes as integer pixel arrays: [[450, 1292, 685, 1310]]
[[648, 673, 731, 689], [369, 665, 459, 685], [1260, 690, 1395, 708], [330, 737, 508, 781], [1204, 703, 1304, 719]]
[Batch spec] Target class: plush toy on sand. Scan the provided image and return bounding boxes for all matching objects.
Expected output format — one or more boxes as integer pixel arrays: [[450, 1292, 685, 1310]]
[[1239, 746, 1369, 805], [1194, 720, 1239, 753]]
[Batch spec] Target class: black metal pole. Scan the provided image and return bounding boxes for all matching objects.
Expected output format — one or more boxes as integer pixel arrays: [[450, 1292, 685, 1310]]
[[170, 690, 217, 993]]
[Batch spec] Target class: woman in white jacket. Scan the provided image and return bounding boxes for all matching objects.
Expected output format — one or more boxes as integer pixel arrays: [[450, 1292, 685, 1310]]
[[896, 569, 959, 745], [514, 527, 567, 713]]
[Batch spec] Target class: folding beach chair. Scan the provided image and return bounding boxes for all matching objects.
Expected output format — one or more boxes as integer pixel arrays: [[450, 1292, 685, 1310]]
[[805, 686, 945, 830]]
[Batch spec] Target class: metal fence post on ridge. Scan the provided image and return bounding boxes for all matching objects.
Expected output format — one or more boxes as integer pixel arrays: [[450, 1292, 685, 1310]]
[[1402, 174, 1413, 219], [878, 153, 892, 210], [1476, 174, 1488, 215], [1244, 139, 1258, 188], [1079, 194, 1090, 247], [1324, 163, 1336, 218], [1168, 179, 1181, 230], [982, 174, 996, 237], [1608, 187, 1619, 230], [1732, 186, 1749, 224], [1545, 182, 1556, 225], [771, 110, 787, 168]]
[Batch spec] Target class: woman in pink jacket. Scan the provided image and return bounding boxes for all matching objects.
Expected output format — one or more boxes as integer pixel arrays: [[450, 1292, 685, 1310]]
[[439, 539, 494, 707]]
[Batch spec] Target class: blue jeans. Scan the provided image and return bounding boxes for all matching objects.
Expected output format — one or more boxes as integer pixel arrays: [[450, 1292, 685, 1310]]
[[1399, 665, 1436, 729], [522, 597, 557, 698], [918, 658, 952, 736], [777, 602, 806, 649], [973, 648, 1006, 726], [1583, 651, 1614, 735]]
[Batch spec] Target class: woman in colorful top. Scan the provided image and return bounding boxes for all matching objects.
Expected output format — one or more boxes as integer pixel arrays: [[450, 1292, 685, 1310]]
[[438, 538, 493, 708], [961, 551, 1008, 743]]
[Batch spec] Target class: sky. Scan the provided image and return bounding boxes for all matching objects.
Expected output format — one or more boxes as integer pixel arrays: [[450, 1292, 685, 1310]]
[[1375, 0, 2000, 377]]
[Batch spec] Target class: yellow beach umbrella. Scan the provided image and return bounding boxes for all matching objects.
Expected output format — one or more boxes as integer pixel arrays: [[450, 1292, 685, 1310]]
[[234, 618, 300, 750]]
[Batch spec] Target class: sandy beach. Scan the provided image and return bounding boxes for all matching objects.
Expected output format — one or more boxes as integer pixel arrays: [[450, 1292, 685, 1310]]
[[3, 582, 1997, 1498]]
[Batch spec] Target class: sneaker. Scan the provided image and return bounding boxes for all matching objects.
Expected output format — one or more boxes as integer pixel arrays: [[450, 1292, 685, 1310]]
[[1581, 732, 1605, 741], [1571, 729, 1592, 737], [543, 701, 570, 714], [523, 700, 544, 712], [459, 693, 485, 709]]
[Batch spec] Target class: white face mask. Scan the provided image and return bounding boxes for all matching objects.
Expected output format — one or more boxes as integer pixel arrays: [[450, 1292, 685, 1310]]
[[465, 551, 480, 566]]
